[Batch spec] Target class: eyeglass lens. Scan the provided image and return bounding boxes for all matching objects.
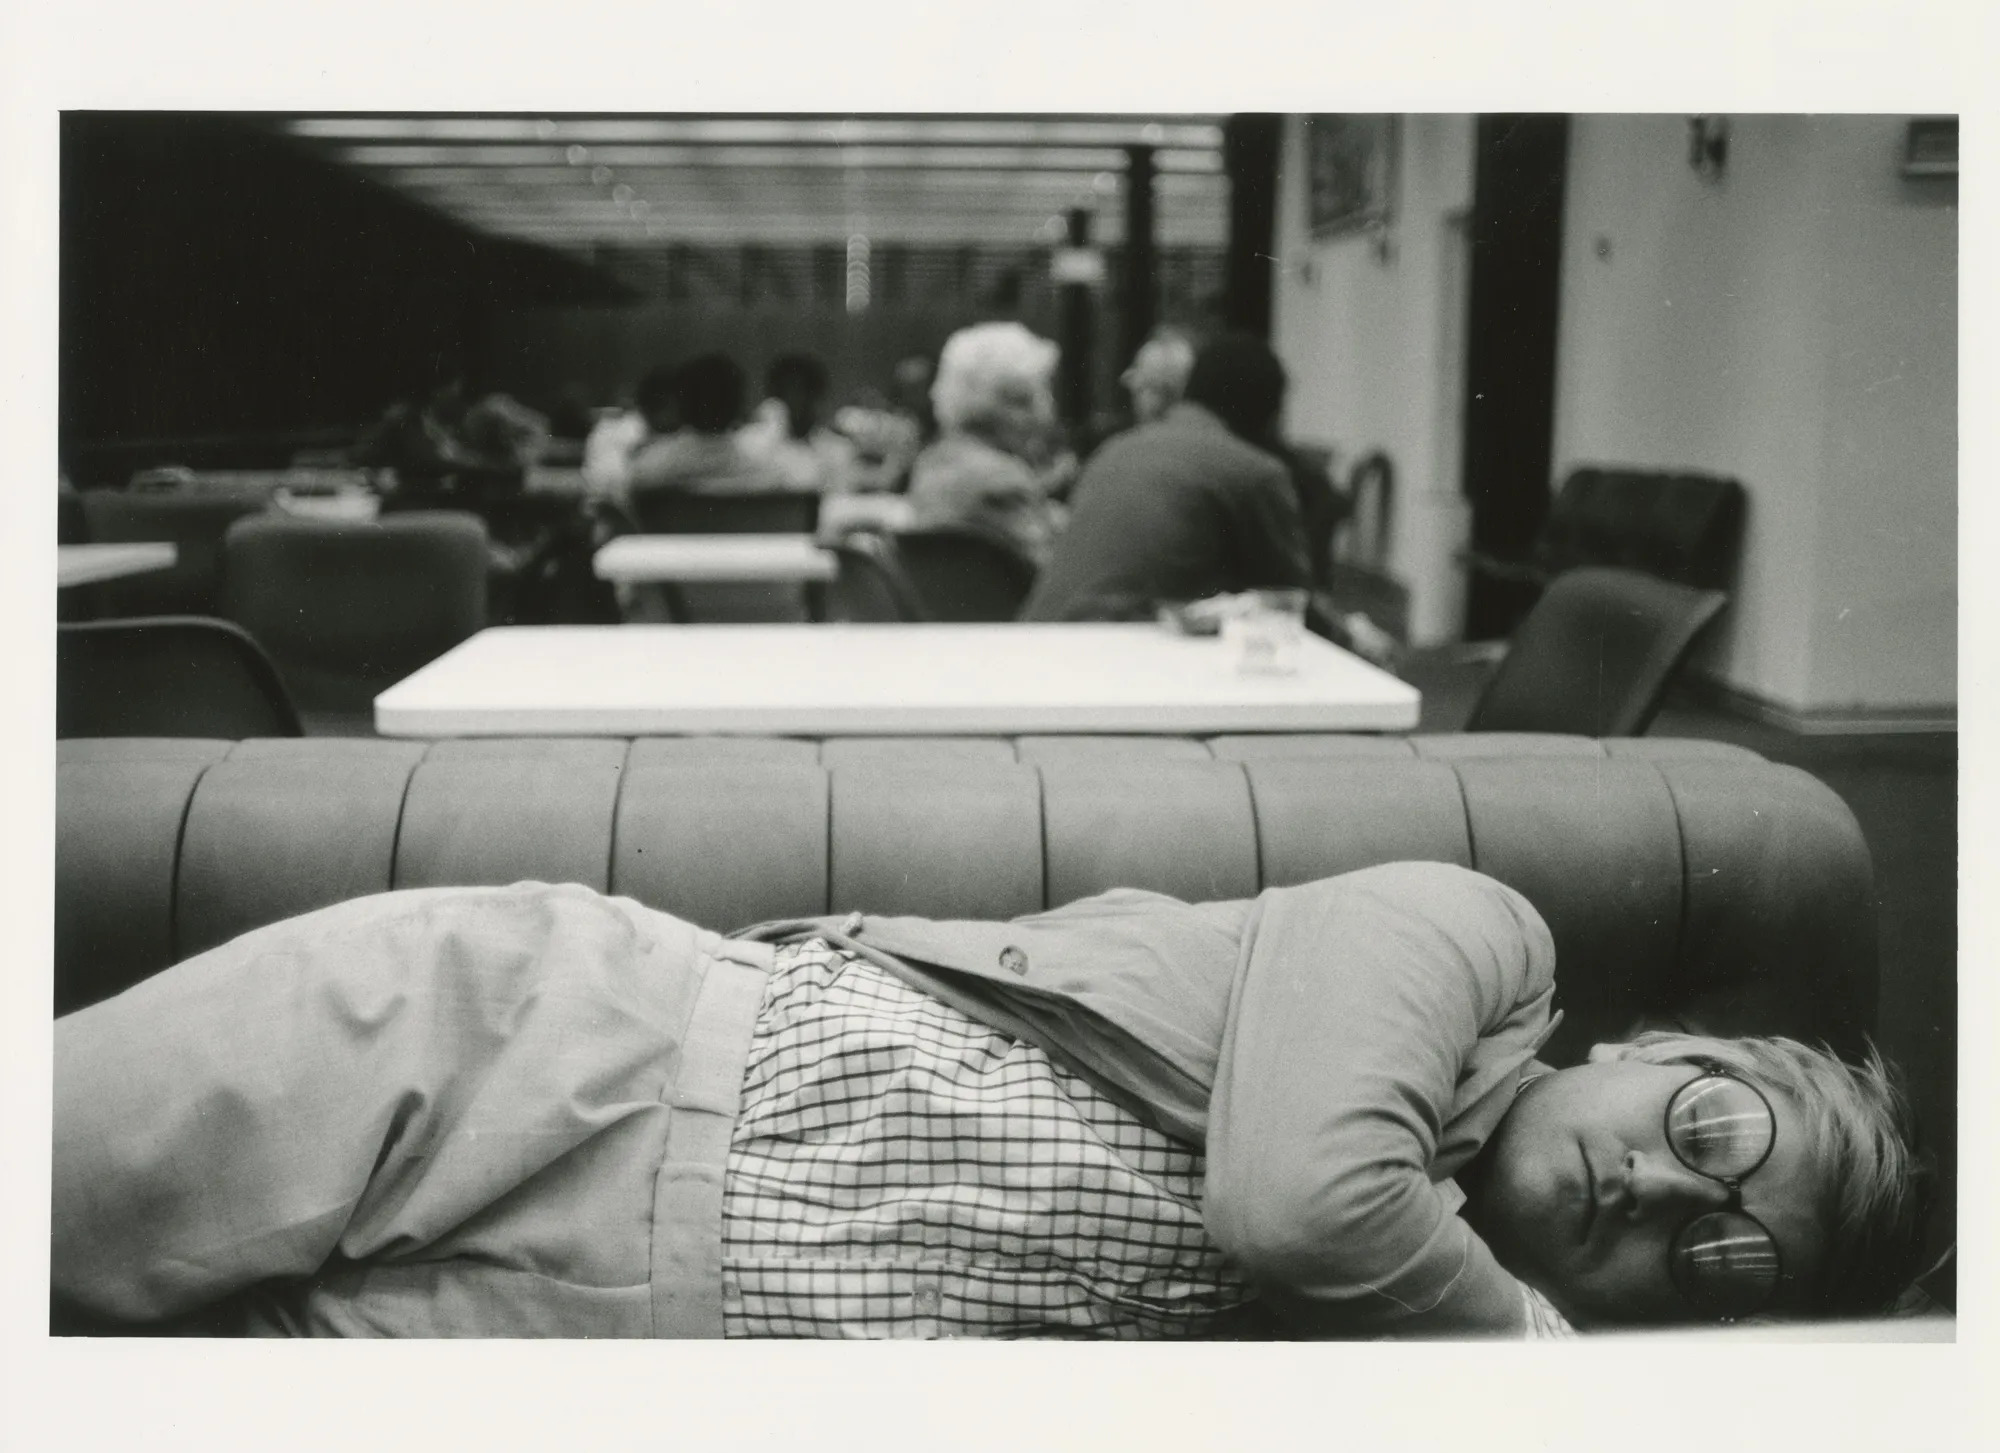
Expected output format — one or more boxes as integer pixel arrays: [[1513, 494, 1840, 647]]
[[1666, 1075, 1774, 1179], [1665, 1075, 1780, 1315], [1673, 1211, 1782, 1317]]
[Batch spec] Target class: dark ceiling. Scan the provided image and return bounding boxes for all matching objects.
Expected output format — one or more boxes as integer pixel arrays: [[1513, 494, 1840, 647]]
[[270, 114, 1229, 254]]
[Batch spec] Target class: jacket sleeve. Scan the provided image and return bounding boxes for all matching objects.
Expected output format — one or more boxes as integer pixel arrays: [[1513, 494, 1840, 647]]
[[1202, 862, 1557, 1337]]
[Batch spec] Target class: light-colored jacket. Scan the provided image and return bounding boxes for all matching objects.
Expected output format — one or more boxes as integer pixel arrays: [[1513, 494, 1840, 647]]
[[744, 860, 1560, 1337], [53, 864, 1555, 1337]]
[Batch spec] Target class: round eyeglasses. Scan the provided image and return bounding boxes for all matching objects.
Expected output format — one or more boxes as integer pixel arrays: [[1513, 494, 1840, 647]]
[[1663, 1066, 1784, 1320]]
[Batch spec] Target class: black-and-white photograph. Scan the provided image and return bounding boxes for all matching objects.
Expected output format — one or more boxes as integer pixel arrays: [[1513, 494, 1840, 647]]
[[6, 3, 1984, 1449]]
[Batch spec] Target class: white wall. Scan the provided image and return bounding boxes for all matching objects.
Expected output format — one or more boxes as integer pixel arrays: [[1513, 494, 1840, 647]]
[[1552, 115, 1956, 718], [1271, 115, 1476, 646], [1270, 113, 1956, 717]]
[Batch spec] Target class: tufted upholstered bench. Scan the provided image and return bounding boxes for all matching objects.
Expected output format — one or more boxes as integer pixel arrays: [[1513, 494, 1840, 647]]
[[56, 732, 1877, 1070]]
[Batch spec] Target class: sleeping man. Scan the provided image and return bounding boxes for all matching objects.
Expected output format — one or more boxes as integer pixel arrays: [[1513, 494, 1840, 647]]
[[51, 863, 1926, 1338]]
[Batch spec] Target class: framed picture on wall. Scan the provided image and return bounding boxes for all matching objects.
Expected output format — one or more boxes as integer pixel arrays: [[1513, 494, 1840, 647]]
[[1305, 115, 1397, 238], [1901, 116, 1957, 178]]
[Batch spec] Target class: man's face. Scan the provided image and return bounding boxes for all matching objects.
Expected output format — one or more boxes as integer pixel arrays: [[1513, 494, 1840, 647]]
[[1463, 1053, 1829, 1327]]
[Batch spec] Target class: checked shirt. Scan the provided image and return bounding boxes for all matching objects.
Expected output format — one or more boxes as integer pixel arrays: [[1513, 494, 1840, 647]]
[[720, 938, 1254, 1338]]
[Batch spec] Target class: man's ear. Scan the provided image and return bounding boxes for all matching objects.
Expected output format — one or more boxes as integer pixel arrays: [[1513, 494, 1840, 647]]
[[1586, 1042, 1638, 1065]]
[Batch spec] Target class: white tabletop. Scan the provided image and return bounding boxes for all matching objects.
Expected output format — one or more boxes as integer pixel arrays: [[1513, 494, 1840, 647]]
[[375, 623, 1421, 737], [58, 542, 177, 588], [593, 534, 840, 584]]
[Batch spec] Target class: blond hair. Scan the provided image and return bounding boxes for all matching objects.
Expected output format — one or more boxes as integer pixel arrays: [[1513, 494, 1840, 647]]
[[1617, 1031, 1930, 1317], [931, 322, 1059, 435]]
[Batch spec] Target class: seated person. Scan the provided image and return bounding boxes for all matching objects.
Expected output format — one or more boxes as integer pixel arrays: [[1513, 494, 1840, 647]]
[[737, 352, 860, 494], [357, 374, 546, 503], [1118, 329, 1343, 583], [628, 353, 787, 497], [51, 865, 1926, 1339], [1022, 335, 1316, 624], [906, 322, 1069, 568], [581, 361, 680, 508]]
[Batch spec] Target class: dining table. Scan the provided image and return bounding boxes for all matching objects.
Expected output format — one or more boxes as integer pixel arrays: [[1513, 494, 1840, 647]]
[[592, 533, 839, 586], [373, 621, 1421, 737], [58, 542, 178, 588]]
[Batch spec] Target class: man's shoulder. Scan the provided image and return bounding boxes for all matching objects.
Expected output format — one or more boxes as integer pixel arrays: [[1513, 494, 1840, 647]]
[[1090, 412, 1287, 492]]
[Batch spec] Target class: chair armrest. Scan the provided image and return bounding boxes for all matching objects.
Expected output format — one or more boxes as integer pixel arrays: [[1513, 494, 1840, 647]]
[[1444, 638, 1510, 666]]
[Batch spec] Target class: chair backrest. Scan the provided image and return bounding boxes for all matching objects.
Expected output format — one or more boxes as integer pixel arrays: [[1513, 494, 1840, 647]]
[[222, 510, 488, 711], [78, 488, 271, 616], [894, 528, 1039, 622], [1336, 451, 1395, 570], [58, 616, 302, 739], [136, 467, 374, 499], [630, 489, 822, 536], [826, 533, 924, 622], [1537, 468, 1746, 591], [58, 485, 88, 545], [1466, 566, 1730, 736]]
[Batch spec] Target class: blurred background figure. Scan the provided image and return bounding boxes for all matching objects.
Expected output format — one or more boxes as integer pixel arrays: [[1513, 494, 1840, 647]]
[[583, 362, 680, 507], [1023, 333, 1313, 622], [352, 373, 475, 490], [629, 353, 784, 496], [890, 355, 938, 446], [1118, 327, 1345, 597], [738, 352, 858, 494], [356, 371, 549, 506], [906, 323, 1068, 567], [1121, 328, 1197, 429], [541, 385, 600, 461], [834, 353, 936, 493], [458, 393, 552, 476]]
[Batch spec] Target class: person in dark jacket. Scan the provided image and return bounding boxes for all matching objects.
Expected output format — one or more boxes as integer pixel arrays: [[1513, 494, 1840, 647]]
[[1022, 335, 1314, 623]]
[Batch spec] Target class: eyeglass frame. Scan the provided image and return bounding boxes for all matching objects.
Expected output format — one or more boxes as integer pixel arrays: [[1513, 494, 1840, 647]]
[[1663, 1060, 1786, 1321]]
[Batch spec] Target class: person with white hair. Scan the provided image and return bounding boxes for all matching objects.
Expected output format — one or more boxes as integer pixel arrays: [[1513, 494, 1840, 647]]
[[905, 322, 1069, 567]]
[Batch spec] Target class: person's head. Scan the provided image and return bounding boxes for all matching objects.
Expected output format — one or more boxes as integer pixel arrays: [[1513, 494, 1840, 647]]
[[674, 353, 748, 435], [1461, 1032, 1928, 1329], [633, 362, 681, 434], [930, 322, 1060, 458], [765, 352, 831, 439], [1183, 333, 1288, 442], [1121, 329, 1197, 425], [457, 392, 549, 470]]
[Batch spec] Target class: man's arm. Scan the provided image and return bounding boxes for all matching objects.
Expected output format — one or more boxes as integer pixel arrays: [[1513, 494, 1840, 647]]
[[1203, 862, 1558, 1337]]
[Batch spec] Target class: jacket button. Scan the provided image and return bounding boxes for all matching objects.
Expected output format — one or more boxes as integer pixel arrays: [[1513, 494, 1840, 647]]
[[999, 945, 1029, 976]]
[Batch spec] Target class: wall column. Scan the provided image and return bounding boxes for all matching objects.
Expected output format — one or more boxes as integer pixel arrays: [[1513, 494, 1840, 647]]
[[1223, 114, 1282, 338]]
